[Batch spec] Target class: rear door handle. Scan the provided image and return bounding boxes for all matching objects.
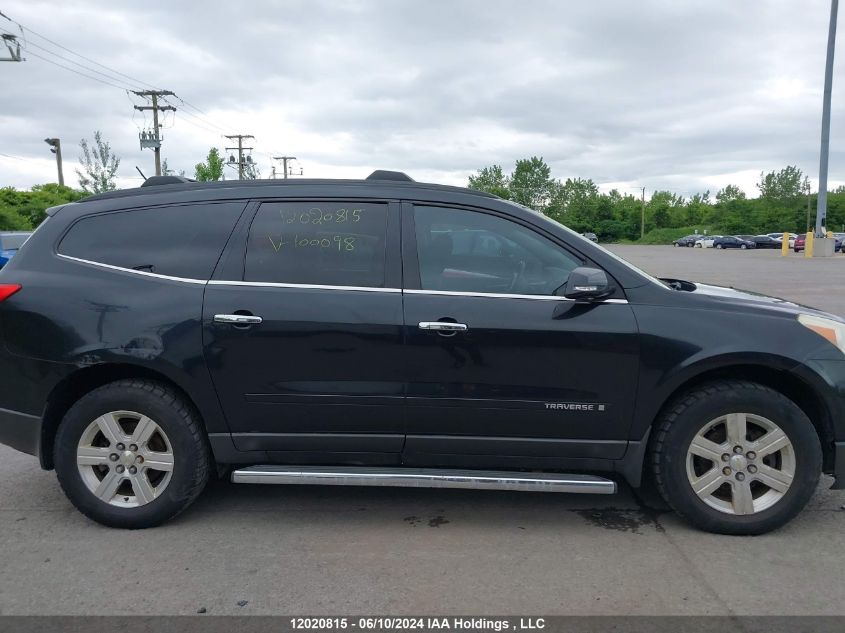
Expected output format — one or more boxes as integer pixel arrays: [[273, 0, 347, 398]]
[[214, 314, 263, 325], [418, 321, 468, 332]]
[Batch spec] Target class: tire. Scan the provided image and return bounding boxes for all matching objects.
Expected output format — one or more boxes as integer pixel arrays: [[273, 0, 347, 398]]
[[715, 244, 723, 249], [54, 379, 210, 529], [650, 380, 821, 535], [741, 244, 747, 250], [674, 243, 679, 247]]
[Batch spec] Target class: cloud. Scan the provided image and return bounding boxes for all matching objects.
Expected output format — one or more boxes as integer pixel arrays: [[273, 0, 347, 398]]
[[1, 0, 841, 197]]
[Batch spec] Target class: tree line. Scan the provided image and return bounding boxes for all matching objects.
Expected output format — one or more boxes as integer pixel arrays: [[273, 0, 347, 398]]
[[468, 158, 845, 242]]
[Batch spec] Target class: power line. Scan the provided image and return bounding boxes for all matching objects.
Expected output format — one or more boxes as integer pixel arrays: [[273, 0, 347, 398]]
[[16, 47, 130, 90], [0, 27, 139, 89], [0, 152, 35, 162], [0, 13, 159, 90]]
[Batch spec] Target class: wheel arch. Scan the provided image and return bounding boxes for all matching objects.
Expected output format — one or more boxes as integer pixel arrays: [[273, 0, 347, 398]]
[[641, 363, 836, 478], [40, 363, 208, 470]]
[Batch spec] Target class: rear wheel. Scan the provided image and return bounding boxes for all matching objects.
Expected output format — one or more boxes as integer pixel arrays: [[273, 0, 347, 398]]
[[651, 380, 821, 534], [715, 244, 723, 249], [54, 379, 210, 529]]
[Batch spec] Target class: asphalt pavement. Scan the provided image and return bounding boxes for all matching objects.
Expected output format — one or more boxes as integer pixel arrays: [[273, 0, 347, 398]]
[[1, 245, 843, 616]]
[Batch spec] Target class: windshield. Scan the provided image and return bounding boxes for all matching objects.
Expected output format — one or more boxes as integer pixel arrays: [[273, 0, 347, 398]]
[[503, 201, 669, 289]]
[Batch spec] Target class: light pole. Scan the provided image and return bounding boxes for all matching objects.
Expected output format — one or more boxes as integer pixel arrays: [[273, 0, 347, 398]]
[[43, 138, 64, 187], [815, 0, 838, 237]]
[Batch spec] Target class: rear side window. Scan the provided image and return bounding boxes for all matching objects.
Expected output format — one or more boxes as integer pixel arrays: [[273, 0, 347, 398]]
[[244, 202, 388, 287], [58, 202, 244, 280]]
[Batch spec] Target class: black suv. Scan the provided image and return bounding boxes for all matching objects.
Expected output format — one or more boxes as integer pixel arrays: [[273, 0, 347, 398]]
[[0, 172, 843, 534]]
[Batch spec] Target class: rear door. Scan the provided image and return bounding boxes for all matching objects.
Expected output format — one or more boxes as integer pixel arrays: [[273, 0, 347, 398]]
[[202, 199, 405, 460], [401, 202, 640, 464]]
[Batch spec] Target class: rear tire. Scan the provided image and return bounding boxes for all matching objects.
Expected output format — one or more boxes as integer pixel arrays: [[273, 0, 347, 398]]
[[54, 379, 210, 529], [650, 380, 821, 535]]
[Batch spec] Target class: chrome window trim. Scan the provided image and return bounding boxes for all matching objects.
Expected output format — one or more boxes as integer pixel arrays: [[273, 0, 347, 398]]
[[404, 289, 628, 304], [208, 280, 401, 293], [54, 255, 628, 303], [56, 254, 207, 285]]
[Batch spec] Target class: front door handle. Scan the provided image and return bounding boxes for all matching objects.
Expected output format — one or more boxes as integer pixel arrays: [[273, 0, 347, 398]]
[[214, 314, 263, 325], [418, 321, 468, 333]]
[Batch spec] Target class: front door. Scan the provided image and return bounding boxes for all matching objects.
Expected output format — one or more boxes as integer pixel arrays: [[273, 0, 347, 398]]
[[401, 203, 640, 464], [203, 199, 405, 460]]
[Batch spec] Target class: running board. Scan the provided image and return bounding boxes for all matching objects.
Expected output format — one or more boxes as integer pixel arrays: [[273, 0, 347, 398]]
[[230, 466, 616, 494]]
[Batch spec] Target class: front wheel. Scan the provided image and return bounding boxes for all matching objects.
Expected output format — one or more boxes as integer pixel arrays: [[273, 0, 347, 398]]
[[715, 244, 723, 249], [650, 380, 821, 534], [741, 244, 747, 249], [54, 379, 210, 529]]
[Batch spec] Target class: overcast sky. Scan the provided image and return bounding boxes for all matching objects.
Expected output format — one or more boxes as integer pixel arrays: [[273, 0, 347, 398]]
[[1, 0, 842, 198]]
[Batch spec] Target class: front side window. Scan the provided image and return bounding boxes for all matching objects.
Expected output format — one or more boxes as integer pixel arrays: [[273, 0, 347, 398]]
[[245, 202, 388, 287], [413, 205, 582, 295], [58, 202, 244, 279]]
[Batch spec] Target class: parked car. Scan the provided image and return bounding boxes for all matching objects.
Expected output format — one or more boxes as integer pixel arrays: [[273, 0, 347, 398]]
[[750, 235, 782, 249], [767, 233, 798, 248], [0, 232, 32, 268], [0, 172, 843, 535], [694, 235, 721, 248], [582, 232, 598, 243], [713, 236, 755, 250], [673, 234, 699, 247]]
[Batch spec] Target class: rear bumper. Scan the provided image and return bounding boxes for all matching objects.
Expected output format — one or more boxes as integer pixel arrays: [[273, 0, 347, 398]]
[[833, 442, 845, 490], [0, 406, 41, 457]]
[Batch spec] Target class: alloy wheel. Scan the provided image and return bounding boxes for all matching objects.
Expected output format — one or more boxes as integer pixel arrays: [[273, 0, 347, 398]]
[[685, 413, 795, 515], [76, 410, 174, 507]]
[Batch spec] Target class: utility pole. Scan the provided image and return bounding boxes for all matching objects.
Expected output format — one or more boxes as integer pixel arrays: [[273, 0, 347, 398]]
[[132, 90, 176, 177], [43, 138, 63, 186], [225, 135, 254, 180], [816, 0, 838, 236], [272, 155, 302, 179], [0, 34, 24, 62], [640, 187, 646, 239]]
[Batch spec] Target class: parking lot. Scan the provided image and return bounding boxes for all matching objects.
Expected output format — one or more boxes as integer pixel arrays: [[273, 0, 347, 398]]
[[1, 245, 844, 616]]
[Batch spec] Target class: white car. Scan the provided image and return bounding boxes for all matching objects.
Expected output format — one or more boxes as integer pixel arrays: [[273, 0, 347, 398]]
[[694, 235, 721, 248], [766, 232, 798, 248]]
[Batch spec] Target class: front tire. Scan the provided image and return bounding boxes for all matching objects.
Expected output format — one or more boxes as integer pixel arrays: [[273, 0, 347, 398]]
[[54, 379, 210, 529], [650, 380, 821, 535]]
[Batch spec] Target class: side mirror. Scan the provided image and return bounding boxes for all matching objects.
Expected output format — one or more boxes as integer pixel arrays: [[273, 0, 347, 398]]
[[559, 266, 614, 301]]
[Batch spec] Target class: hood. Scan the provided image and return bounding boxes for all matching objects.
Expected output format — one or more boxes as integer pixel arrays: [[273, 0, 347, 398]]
[[660, 278, 845, 323]]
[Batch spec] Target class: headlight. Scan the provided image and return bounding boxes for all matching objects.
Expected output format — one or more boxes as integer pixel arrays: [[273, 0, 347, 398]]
[[798, 314, 845, 355]]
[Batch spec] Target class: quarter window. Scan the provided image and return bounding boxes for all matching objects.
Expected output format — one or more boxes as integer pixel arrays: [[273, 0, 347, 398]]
[[413, 205, 582, 295], [58, 202, 244, 280], [245, 202, 388, 287]]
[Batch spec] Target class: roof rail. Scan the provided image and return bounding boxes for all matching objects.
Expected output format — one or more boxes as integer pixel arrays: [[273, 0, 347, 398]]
[[140, 175, 196, 188], [366, 170, 414, 182]]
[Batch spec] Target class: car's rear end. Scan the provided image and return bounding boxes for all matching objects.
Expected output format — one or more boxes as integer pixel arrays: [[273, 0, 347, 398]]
[[0, 215, 63, 459]]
